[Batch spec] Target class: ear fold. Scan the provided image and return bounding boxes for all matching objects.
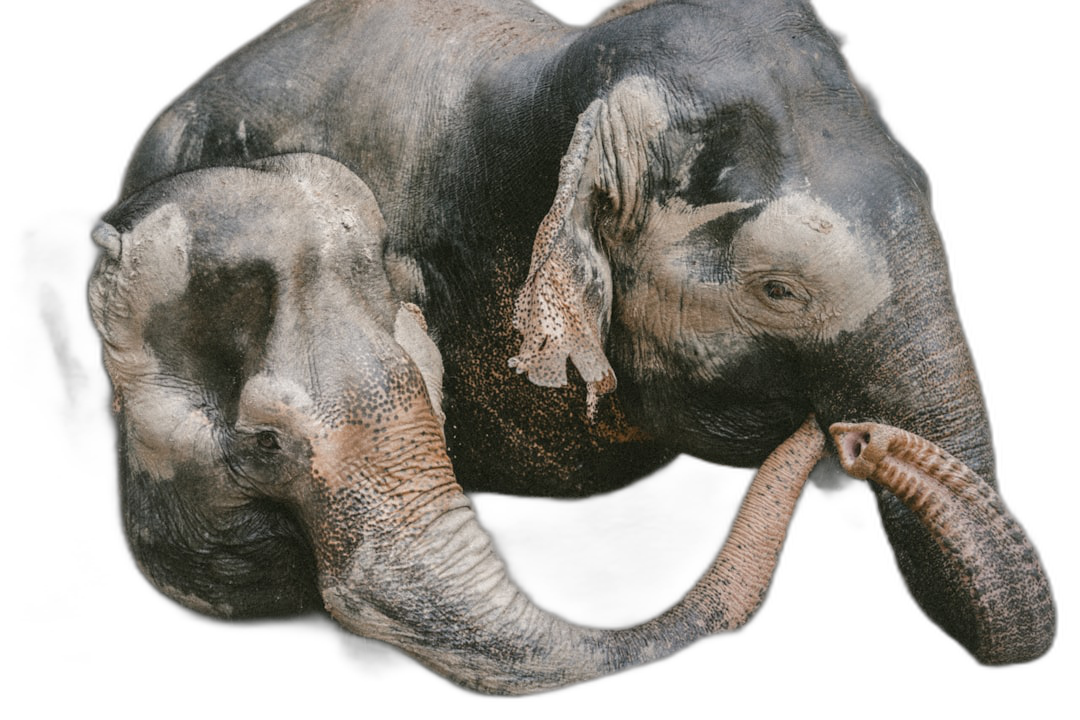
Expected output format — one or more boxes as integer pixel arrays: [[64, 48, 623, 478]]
[[394, 302, 446, 431], [89, 204, 194, 390], [88, 205, 222, 476], [510, 77, 669, 413], [509, 98, 615, 412]]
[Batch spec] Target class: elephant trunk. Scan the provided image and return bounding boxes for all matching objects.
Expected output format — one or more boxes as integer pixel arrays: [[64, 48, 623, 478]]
[[831, 422, 1054, 663], [814, 209, 1056, 663], [314, 415, 825, 694]]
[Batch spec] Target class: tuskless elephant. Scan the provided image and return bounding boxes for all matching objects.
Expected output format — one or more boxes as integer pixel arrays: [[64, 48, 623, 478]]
[[102, 0, 1054, 690], [90, 152, 826, 692]]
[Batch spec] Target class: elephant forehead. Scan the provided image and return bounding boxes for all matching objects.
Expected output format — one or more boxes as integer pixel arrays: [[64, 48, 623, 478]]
[[187, 200, 370, 268]]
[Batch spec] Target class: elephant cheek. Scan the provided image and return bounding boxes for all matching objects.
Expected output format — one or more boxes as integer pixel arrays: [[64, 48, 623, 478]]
[[614, 253, 737, 368]]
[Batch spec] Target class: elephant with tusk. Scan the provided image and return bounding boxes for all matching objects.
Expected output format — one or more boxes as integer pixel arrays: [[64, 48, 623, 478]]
[[110, 0, 1054, 679]]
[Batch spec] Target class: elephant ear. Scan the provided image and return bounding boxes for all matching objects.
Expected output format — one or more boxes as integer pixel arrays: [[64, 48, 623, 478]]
[[510, 77, 668, 413], [89, 204, 197, 398], [89, 204, 241, 613], [394, 302, 446, 431]]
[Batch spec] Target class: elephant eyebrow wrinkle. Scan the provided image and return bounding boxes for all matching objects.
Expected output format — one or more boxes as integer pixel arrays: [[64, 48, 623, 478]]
[[679, 204, 766, 285]]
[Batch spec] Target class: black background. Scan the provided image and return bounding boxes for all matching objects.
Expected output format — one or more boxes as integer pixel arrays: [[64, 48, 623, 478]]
[[16, 0, 1062, 708]]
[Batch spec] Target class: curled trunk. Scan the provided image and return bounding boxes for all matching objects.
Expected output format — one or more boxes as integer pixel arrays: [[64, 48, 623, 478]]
[[807, 198, 1056, 663], [832, 422, 1055, 663], [321, 417, 825, 694]]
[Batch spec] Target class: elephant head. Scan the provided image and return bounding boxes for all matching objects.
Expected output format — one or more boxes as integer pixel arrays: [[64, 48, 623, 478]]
[[89, 152, 827, 693], [511, 1, 1054, 663]]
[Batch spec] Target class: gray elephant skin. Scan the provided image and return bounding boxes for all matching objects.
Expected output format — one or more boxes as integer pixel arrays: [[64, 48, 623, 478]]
[[99, 0, 1054, 692]]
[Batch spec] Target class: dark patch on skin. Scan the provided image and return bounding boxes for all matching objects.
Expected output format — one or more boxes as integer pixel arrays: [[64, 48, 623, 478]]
[[200, 115, 278, 165], [672, 104, 784, 207], [679, 203, 766, 285], [144, 261, 277, 423], [121, 443, 320, 619], [608, 317, 810, 467]]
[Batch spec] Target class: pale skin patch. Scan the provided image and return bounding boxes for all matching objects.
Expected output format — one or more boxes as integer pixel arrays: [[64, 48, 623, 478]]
[[235, 374, 320, 439], [616, 192, 892, 367], [235, 358, 457, 578], [278, 160, 386, 273], [593, 76, 671, 236], [92, 204, 192, 368], [127, 205, 191, 288], [90, 205, 208, 481], [126, 392, 219, 483], [305, 396, 459, 558], [730, 193, 892, 338]]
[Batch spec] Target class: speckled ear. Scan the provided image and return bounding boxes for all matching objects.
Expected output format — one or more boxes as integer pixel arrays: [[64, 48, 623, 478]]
[[510, 78, 670, 414], [394, 302, 445, 431], [509, 99, 616, 413]]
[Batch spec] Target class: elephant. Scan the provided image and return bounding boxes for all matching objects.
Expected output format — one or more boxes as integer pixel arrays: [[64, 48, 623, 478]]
[[111, 0, 1054, 676], [90, 151, 833, 693]]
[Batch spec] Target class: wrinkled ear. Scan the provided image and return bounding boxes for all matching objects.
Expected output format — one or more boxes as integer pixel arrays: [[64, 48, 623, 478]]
[[89, 204, 194, 389], [90, 206, 226, 603], [510, 77, 668, 412], [509, 98, 616, 413], [88, 205, 222, 475], [394, 302, 445, 431]]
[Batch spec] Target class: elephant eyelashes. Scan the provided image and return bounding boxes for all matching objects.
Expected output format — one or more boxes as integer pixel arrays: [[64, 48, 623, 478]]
[[764, 281, 795, 300], [231, 431, 284, 472], [256, 431, 282, 452], [759, 279, 809, 311]]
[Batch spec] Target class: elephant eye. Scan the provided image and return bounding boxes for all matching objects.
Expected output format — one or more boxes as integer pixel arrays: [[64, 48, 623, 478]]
[[256, 431, 282, 451], [756, 278, 810, 313], [764, 281, 795, 300]]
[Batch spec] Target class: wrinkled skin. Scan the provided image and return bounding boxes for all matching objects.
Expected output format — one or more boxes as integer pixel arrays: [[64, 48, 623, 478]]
[[118, 0, 1054, 671], [90, 153, 827, 693]]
